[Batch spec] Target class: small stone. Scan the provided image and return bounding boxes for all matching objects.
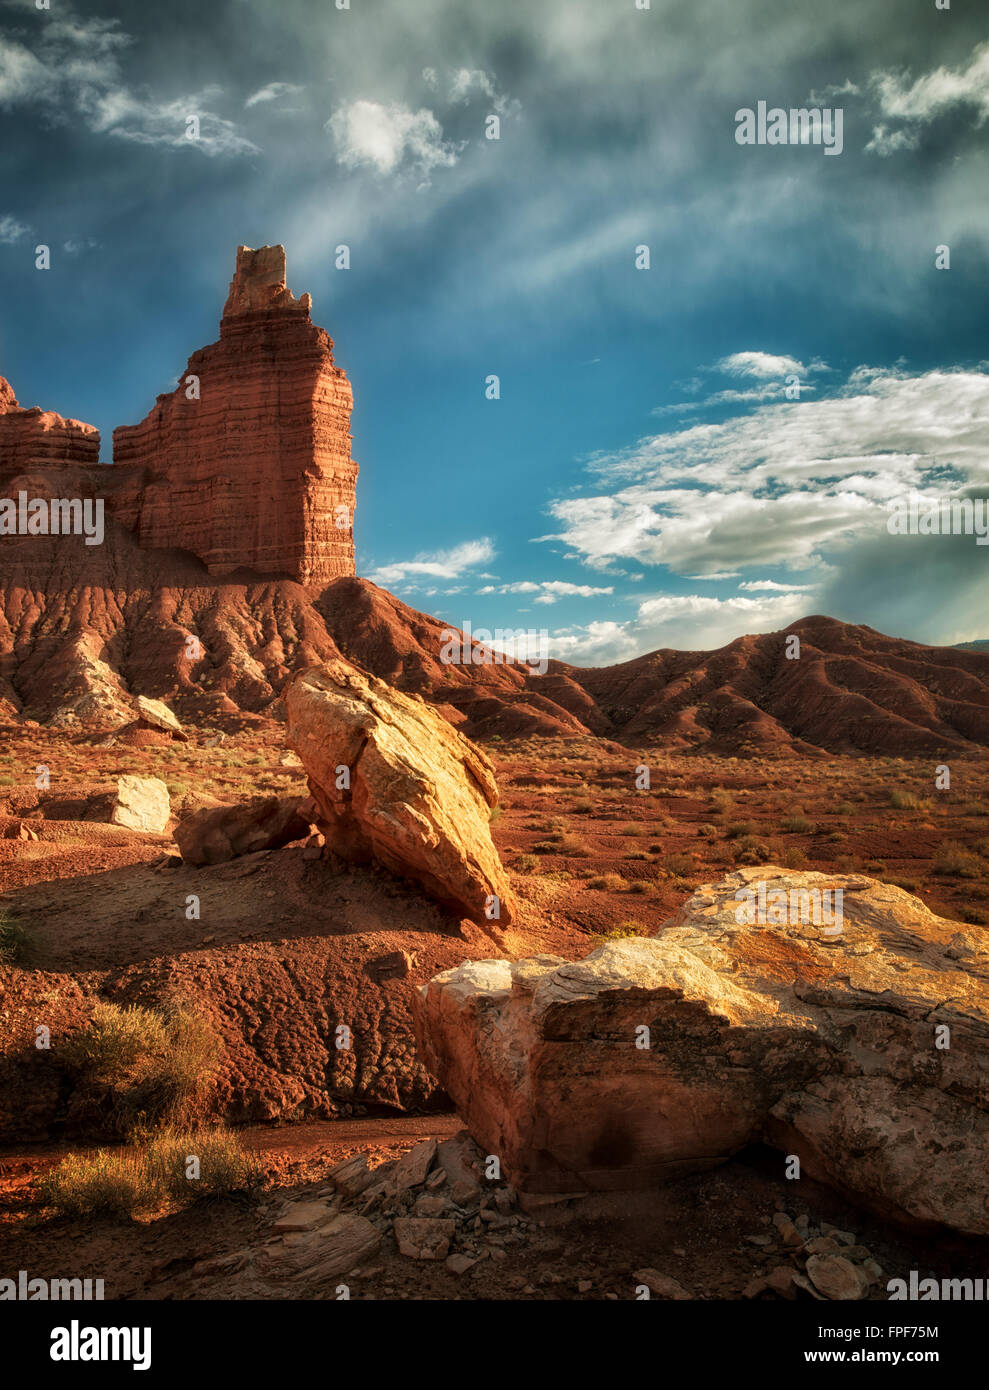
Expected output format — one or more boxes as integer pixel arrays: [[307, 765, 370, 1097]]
[[633, 1268, 692, 1300], [445, 1253, 478, 1275], [393, 1217, 455, 1261], [766, 1266, 798, 1299], [821, 1225, 857, 1245], [413, 1193, 451, 1218], [327, 1151, 375, 1198], [804, 1236, 840, 1255], [805, 1254, 869, 1301], [389, 1139, 437, 1194], [271, 1200, 337, 1233]]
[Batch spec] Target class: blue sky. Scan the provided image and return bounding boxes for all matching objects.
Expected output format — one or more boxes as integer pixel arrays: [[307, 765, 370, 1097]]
[[1, 0, 988, 661]]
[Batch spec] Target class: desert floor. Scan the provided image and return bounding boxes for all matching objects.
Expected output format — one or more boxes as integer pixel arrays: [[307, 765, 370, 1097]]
[[2, 726, 988, 1299]]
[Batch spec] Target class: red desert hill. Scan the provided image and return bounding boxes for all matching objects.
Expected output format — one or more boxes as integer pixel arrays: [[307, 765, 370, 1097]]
[[1, 247, 987, 755]]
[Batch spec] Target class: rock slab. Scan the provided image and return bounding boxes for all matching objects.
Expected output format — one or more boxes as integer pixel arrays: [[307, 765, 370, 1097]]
[[415, 868, 989, 1235], [285, 661, 514, 924]]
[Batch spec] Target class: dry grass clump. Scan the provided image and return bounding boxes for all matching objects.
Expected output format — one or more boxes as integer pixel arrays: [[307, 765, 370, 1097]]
[[64, 1001, 221, 1136], [0, 909, 30, 964], [592, 919, 649, 943], [40, 1127, 261, 1218], [933, 841, 983, 879]]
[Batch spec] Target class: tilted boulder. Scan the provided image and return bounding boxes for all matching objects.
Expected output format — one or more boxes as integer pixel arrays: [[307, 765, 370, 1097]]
[[285, 662, 514, 925], [415, 868, 989, 1235], [175, 794, 314, 865]]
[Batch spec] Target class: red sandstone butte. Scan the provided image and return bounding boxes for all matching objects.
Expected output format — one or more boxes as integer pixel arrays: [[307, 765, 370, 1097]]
[[0, 377, 101, 475], [111, 245, 357, 585]]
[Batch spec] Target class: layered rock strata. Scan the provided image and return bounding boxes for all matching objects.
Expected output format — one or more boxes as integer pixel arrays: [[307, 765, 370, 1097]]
[[111, 244, 357, 584]]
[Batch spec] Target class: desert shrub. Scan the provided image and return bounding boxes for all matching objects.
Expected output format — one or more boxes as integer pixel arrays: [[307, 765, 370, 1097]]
[[625, 879, 652, 894], [586, 873, 624, 891], [40, 1128, 260, 1218], [782, 847, 807, 869], [962, 907, 989, 926], [64, 1001, 221, 1136], [487, 806, 503, 823], [0, 910, 31, 965], [625, 849, 651, 861], [933, 842, 983, 878], [663, 853, 696, 875], [593, 920, 648, 942], [887, 876, 919, 893], [513, 854, 541, 875], [648, 842, 664, 854], [709, 787, 734, 812], [571, 798, 594, 815], [889, 789, 921, 810], [781, 814, 816, 834], [550, 832, 590, 856], [835, 801, 854, 816], [621, 823, 645, 837], [39, 1149, 149, 1218], [145, 1127, 262, 1200], [725, 821, 756, 840], [731, 835, 770, 866], [697, 824, 718, 838]]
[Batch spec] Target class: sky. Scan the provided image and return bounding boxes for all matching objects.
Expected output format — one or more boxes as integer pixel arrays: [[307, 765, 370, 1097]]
[[1, 0, 988, 664]]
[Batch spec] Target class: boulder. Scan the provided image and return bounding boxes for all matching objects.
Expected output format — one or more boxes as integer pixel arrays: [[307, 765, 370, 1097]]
[[284, 661, 514, 924], [415, 868, 989, 1235], [110, 775, 170, 833], [133, 695, 188, 740], [175, 794, 313, 865]]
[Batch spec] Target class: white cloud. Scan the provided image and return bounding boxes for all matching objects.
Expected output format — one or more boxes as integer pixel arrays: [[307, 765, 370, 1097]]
[[873, 40, 989, 125], [328, 99, 461, 177], [0, 38, 48, 106], [542, 365, 989, 578], [477, 579, 613, 605], [864, 124, 920, 157], [654, 352, 831, 417], [0, 9, 257, 157], [716, 350, 808, 380], [738, 579, 817, 592], [866, 40, 989, 155], [548, 592, 812, 666], [244, 82, 303, 108], [368, 538, 495, 586], [0, 214, 29, 244], [448, 68, 496, 104]]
